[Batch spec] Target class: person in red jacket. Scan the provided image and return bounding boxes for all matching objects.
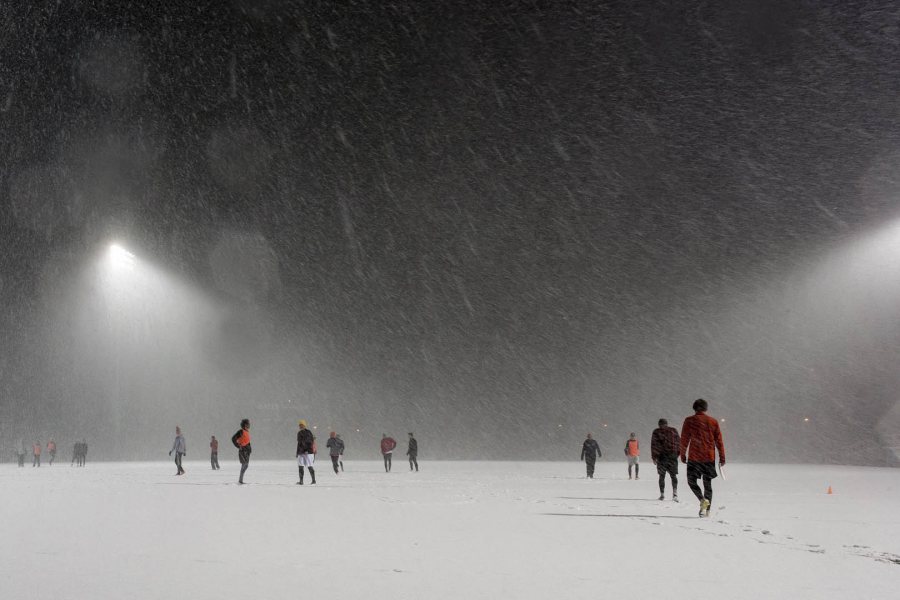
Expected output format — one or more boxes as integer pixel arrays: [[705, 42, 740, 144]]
[[380, 434, 396, 472], [32, 441, 41, 467], [47, 439, 57, 465], [680, 399, 725, 517], [624, 433, 639, 480]]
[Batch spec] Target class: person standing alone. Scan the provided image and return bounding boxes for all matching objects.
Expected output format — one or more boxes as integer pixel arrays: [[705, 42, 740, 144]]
[[169, 426, 186, 475], [47, 439, 57, 465], [326, 431, 344, 474], [32, 441, 41, 467], [406, 432, 418, 472], [296, 420, 316, 485], [624, 433, 639, 479], [580, 433, 601, 478], [680, 399, 725, 517], [380, 434, 396, 472], [232, 419, 251, 484], [210, 435, 220, 470], [651, 419, 680, 501]]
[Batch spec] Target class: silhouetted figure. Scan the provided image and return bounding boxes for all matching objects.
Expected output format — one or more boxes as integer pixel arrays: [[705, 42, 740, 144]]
[[380, 434, 396, 472], [296, 420, 316, 485], [337, 435, 344, 471], [680, 399, 725, 517], [72, 441, 80, 466], [32, 441, 41, 467], [210, 436, 220, 470], [16, 442, 26, 467], [80, 439, 88, 466], [580, 433, 601, 478], [406, 432, 418, 471], [169, 426, 186, 475], [326, 431, 344, 474], [624, 433, 639, 479], [47, 439, 56, 465], [232, 419, 251, 484], [651, 419, 680, 501]]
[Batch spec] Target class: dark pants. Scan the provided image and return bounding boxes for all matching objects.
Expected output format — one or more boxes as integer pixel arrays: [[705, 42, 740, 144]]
[[17, 453, 25, 467], [33, 454, 40, 467], [238, 449, 250, 483], [174, 452, 184, 474], [298, 466, 316, 484], [330, 455, 340, 474], [408, 454, 418, 471], [585, 457, 596, 478], [211, 452, 219, 470], [383, 453, 392, 472], [686, 462, 717, 503], [49, 452, 56, 465], [656, 455, 678, 495]]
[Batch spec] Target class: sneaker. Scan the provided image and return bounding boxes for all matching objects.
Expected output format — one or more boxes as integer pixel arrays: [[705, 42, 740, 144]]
[[673, 495, 679, 503], [700, 498, 710, 517], [658, 495, 664, 501]]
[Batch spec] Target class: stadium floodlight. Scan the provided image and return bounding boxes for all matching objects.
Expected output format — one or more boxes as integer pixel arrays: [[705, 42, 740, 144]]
[[109, 243, 136, 269]]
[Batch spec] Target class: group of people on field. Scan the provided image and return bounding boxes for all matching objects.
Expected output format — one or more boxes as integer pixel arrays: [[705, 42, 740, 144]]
[[580, 398, 726, 517], [167, 420, 420, 484], [13, 438, 86, 467]]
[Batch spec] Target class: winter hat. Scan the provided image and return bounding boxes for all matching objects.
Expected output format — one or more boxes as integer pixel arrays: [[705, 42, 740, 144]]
[[298, 419, 308, 428]]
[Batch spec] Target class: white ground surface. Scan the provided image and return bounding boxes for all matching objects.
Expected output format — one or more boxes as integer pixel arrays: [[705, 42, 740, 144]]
[[3, 460, 899, 599]]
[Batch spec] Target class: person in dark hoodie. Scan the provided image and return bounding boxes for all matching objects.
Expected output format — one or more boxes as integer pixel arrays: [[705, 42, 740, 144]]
[[296, 420, 316, 485], [325, 431, 344, 474], [580, 433, 602, 478], [651, 418, 680, 501], [232, 419, 251, 484], [380, 434, 396, 472], [406, 432, 418, 472], [210, 435, 220, 470]]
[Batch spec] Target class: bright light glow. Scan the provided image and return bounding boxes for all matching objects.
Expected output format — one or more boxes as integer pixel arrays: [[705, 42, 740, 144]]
[[109, 244, 135, 269], [804, 417, 810, 422]]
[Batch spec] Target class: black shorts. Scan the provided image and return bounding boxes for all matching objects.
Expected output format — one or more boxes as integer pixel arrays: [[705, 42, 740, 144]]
[[656, 455, 678, 476], [686, 461, 717, 480]]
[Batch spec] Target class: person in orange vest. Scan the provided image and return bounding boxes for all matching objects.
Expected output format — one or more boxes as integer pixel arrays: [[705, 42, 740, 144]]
[[680, 399, 725, 517], [210, 436, 220, 470], [231, 419, 251, 484], [380, 434, 397, 472], [624, 432, 639, 479], [32, 441, 42, 467], [47, 439, 57, 465]]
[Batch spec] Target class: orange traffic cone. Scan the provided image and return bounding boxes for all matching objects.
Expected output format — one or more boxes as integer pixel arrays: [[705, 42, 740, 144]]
[[827, 485, 833, 495]]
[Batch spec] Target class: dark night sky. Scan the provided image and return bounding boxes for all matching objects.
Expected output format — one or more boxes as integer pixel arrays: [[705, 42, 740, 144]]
[[2, 1, 900, 461]]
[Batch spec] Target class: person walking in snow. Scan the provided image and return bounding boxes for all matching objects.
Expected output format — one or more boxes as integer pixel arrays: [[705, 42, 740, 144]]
[[406, 432, 419, 471], [651, 418, 680, 501], [32, 441, 41, 467], [80, 439, 88, 466], [210, 435, 220, 470], [16, 441, 26, 467], [580, 433, 602, 478], [169, 426, 186, 475], [326, 431, 344, 474], [624, 433, 639, 479], [680, 399, 725, 517], [47, 439, 57, 465], [296, 420, 316, 485], [232, 419, 251, 484], [380, 434, 396, 472], [336, 434, 345, 471]]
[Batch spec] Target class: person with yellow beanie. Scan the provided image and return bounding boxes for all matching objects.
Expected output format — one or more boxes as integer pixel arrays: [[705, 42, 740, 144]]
[[296, 420, 316, 484]]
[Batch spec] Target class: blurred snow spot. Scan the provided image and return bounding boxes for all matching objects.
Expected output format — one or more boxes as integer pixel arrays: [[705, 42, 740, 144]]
[[206, 126, 274, 193], [9, 165, 82, 235], [209, 231, 281, 303], [78, 36, 144, 96]]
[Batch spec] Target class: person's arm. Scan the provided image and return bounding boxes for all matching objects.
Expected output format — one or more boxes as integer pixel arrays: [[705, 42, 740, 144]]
[[580, 443, 586, 461], [715, 421, 725, 465]]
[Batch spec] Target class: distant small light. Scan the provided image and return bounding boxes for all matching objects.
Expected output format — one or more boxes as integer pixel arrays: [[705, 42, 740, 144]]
[[602, 423, 608, 428], [313, 425, 317, 429], [356, 428, 360, 432], [804, 417, 810, 422], [720, 418, 725, 422], [558, 424, 563, 428]]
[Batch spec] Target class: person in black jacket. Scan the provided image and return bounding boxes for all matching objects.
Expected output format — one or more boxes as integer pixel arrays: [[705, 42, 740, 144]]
[[406, 432, 418, 472], [296, 420, 316, 485], [580, 433, 602, 478], [651, 418, 681, 501], [232, 419, 251, 484]]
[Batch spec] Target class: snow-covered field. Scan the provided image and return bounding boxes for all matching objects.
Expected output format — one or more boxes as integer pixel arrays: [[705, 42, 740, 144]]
[[4, 460, 898, 598]]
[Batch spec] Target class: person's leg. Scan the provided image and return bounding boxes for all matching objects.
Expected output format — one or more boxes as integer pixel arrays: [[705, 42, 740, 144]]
[[298, 465, 304, 484], [331, 455, 339, 474], [627, 459, 632, 479], [413, 456, 418, 471], [686, 463, 703, 502], [383, 455, 388, 472], [703, 472, 713, 504], [388, 454, 392, 472], [634, 459, 639, 479], [239, 459, 248, 483], [658, 469, 666, 496], [339, 457, 343, 471], [309, 467, 316, 484], [211, 454, 215, 470]]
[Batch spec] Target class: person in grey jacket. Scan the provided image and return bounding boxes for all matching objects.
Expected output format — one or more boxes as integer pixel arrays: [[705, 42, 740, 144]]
[[169, 426, 186, 475], [325, 431, 344, 474]]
